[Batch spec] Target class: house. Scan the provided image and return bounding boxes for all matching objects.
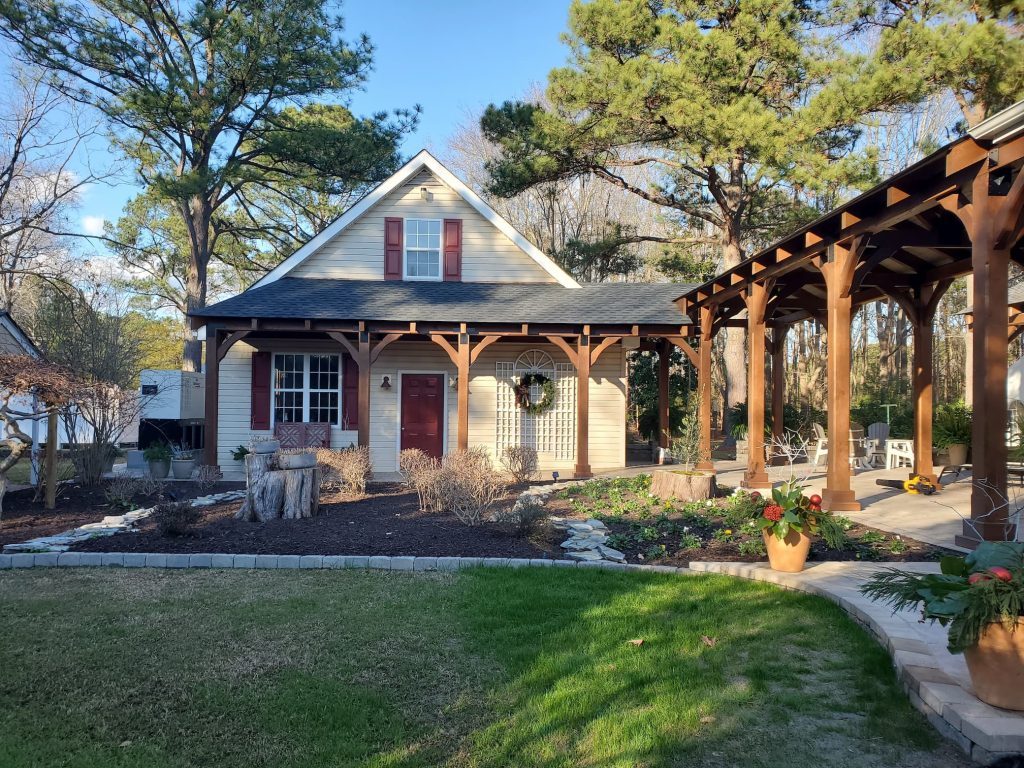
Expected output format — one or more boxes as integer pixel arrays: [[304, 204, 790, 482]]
[[191, 151, 696, 479]]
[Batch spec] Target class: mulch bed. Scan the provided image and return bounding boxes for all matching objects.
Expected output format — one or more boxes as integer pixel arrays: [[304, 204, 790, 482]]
[[71, 484, 558, 557], [0, 481, 244, 549]]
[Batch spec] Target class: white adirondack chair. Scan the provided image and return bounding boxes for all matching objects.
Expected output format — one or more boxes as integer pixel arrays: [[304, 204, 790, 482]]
[[811, 423, 828, 467], [866, 422, 890, 467]]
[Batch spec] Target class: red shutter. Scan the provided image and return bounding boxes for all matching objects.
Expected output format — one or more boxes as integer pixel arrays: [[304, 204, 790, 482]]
[[443, 219, 462, 281], [250, 351, 271, 430], [342, 353, 359, 429], [384, 217, 403, 279]]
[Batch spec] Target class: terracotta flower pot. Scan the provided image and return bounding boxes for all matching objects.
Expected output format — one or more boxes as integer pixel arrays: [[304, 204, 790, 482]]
[[964, 619, 1024, 710], [762, 528, 812, 573]]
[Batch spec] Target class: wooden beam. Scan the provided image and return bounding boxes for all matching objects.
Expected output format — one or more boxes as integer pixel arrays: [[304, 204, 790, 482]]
[[696, 306, 715, 470], [326, 331, 358, 359], [44, 407, 57, 510], [204, 328, 221, 468], [370, 332, 404, 365], [663, 336, 698, 366], [742, 283, 770, 488], [428, 333, 459, 366], [657, 338, 670, 450], [575, 333, 592, 478], [357, 332, 371, 448], [457, 332, 470, 451]]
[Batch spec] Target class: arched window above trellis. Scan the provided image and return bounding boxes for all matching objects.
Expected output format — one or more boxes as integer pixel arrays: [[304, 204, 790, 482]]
[[514, 349, 555, 375]]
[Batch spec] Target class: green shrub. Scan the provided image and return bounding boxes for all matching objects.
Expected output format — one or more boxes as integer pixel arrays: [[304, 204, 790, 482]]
[[152, 501, 201, 536], [143, 443, 172, 462], [738, 538, 767, 557]]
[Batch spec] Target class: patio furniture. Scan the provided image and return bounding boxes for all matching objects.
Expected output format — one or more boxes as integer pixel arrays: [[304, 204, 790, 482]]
[[866, 422, 890, 467], [1009, 464, 1024, 487], [811, 423, 828, 467], [850, 425, 871, 470], [886, 438, 914, 469]]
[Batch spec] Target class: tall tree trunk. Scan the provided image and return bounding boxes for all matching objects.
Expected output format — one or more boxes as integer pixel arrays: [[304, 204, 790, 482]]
[[182, 195, 212, 372], [721, 236, 746, 432]]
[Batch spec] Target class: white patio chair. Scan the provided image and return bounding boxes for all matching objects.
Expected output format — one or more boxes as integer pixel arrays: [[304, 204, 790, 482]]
[[811, 423, 828, 467], [886, 438, 914, 469], [866, 422, 889, 467]]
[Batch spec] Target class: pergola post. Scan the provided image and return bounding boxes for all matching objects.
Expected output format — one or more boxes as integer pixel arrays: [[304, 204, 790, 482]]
[[203, 326, 220, 467], [817, 241, 861, 511], [742, 283, 770, 488], [657, 338, 671, 451], [770, 325, 789, 465], [910, 282, 950, 485], [697, 307, 715, 471], [357, 329, 371, 449], [575, 330, 592, 478]]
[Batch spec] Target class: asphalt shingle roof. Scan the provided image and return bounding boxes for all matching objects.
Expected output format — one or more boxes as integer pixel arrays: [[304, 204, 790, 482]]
[[193, 278, 693, 326]]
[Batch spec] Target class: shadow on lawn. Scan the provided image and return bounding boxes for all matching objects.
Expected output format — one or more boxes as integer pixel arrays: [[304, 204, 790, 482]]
[[378, 569, 953, 768]]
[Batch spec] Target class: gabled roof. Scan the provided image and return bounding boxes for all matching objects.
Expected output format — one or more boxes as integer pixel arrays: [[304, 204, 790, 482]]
[[194, 278, 692, 327], [0, 311, 42, 358], [251, 150, 580, 290]]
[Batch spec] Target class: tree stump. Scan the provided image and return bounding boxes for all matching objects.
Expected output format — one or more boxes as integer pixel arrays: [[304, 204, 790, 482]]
[[650, 469, 717, 503], [236, 453, 321, 522]]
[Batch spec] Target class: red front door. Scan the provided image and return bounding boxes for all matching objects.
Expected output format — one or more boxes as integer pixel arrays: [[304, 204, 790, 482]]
[[401, 374, 444, 458]]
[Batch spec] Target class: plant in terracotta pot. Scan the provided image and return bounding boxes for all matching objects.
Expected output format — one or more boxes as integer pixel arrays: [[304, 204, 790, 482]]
[[752, 481, 847, 572], [934, 401, 971, 467], [861, 542, 1024, 710]]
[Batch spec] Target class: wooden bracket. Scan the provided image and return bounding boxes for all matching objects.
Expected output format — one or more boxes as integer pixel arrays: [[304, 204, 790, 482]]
[[327, 331, 358, 360], [429, 334, 459, 366], [545, 335, 579, 368], [663, 336, 698, 366], [590, 336, 622, 365], [217, 330, 250, 362], [470, 335, 501, 365], [370, 333, 404, 365]]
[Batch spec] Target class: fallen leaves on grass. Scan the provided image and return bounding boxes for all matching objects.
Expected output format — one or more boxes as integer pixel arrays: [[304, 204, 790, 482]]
[[700, 635, 717, 648], [626, 638, 644, 647]]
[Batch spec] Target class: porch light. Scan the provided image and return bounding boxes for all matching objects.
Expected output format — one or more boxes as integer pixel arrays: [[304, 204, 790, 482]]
[[380, 375, 392, 390], [420, 186, 432, 201], [450, 375, 458, 389]]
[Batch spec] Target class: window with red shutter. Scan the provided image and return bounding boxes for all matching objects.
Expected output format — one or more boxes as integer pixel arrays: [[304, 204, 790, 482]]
[[443, 219, 462, 281], [384, 217, 403, 279]]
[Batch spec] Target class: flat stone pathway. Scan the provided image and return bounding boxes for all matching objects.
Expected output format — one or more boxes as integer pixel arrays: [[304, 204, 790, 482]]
[[1, 552, 1020, 763]]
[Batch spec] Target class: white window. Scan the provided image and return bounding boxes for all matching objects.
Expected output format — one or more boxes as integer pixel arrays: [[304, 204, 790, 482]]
[[273, 353, 341, 425], [404, 218, 441, 280]]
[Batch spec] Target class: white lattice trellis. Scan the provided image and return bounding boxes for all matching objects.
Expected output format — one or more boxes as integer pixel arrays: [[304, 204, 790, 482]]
[[495, 351, 575, 461]]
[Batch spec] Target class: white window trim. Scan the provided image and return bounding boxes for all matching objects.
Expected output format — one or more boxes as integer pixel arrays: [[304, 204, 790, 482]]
[[271, 352, 343, 428], [403, 217, 443, 282]]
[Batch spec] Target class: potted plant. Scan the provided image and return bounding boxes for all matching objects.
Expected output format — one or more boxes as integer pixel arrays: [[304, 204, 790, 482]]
[[171, 447, 195, 479], [143, 442, 172, 479], [250, 435, 280, 454], [861, 542, 1024, 710], [752, 481, 847, 572], [934, 402, 971, 466], [231, 445, 250, 465], [277, 448, 316, 470]]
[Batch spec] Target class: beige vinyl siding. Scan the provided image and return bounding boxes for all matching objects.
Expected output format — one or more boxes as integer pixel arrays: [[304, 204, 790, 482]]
[[291, 168, 556, 283], [218, 338, 626, 478]]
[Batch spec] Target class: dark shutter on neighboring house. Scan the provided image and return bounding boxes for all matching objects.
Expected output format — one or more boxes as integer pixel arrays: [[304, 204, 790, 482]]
[[384, 217, 403, 279], [250, 350, 272, 430], [342, 353, 359, 429], [443, 219, 462, 281]]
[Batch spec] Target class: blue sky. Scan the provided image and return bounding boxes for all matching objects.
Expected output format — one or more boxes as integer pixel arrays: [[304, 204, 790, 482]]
[[65, 0, 573, 239]]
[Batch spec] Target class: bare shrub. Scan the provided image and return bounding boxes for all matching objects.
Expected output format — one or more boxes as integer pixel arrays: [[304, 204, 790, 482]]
[[440, 448, 507, 526], [152, 501, 201, 536], [501, 445, 538, 484], [317, 446, 372, 495], [194, 464, 223, 493], [104, 474, 165, 510], [400, 448, 443, 512], [493, 494, 547, 535]]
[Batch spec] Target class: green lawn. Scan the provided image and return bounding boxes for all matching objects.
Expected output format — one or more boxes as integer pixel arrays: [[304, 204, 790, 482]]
[[0, 568, 968, 768], [4, 458, 76, 485]]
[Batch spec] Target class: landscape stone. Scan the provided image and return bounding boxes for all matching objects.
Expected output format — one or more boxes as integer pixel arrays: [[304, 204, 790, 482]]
[[567, 550, 603, 561], [597, 545, 626, 562]]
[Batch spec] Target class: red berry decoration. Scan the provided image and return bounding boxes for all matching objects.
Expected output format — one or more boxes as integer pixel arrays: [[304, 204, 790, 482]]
[[750, 491, 761, 499], [988, 566, 1013, 582], [968, 572, 993, 585], [809, 494, 822, 506]]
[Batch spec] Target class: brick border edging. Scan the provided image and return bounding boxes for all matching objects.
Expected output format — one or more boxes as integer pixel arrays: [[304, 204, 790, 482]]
[[2, 552, 1019, 764]]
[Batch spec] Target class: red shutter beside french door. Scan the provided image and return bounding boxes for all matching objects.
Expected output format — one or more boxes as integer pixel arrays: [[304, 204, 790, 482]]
[[400, 374, 444, 459], [250, 350, 272, 429]]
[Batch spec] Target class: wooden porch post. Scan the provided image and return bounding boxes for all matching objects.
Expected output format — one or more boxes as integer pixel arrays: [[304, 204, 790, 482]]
[[742, 283, 770, 488], [357, 329, 371, 449], [203, 326, 220, 468], [697, 306, 715, 471], [657, 338, 671, 451], [911, 282, 950, 485], [44, 405, 57, 510], [575, 330, 592, 478], [770, 325, 788, 465], [818, 241, 861, 511], [457, 330, 470, 451]]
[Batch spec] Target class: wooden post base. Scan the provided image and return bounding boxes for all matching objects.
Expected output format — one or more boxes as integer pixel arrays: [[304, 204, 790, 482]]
[[741, 472, 769, 488], [822, 488, 860, 512], [237, 453, 321, 522], [574, 464, 593, 480]]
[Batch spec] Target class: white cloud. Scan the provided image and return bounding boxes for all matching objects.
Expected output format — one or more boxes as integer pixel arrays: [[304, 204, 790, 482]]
[[81, 215, 106, 236]]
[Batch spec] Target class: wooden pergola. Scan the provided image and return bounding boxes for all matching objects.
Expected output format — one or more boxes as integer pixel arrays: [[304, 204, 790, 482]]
[[677, 103, 1024, 547]]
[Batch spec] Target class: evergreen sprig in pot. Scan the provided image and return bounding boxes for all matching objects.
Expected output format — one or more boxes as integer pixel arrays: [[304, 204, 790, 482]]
[[752, 481, 846, 573], [861, 542, 1024, 710]]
